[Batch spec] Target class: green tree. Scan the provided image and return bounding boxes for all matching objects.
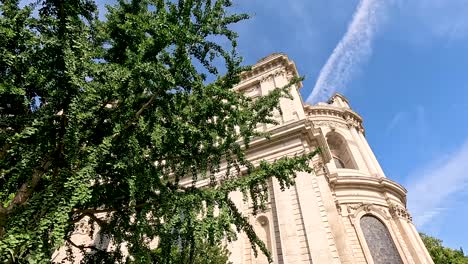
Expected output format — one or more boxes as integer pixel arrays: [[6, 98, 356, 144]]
[[0, 0, 317, 263], [420, 233, 468, 264], [151, 239, 232, 264]]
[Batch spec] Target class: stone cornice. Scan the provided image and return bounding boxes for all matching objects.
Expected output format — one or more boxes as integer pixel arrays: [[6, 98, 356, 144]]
[[245, 119, 316, 152], [304, 105, 364, 132], [236, 53, 302, 91]]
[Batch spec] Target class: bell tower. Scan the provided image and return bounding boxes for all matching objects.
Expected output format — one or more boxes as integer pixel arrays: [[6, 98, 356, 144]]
[[305, 93, 434, 264], [307, 93, 386, 178]]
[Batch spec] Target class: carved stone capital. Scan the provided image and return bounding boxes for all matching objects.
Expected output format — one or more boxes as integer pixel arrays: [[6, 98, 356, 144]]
[[345, 117, 360, 130], [389, 204, 412, 222]]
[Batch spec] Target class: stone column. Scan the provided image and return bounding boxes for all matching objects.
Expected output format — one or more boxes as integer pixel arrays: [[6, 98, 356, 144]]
[[270, 177, 303, 263], [394, 217, 423, 264], [295, 171, 340, 263], [358, 129, 387, 178], [349, 125, 378, 176], [407, 222, 435, 264], [315, 173, 356, 264]]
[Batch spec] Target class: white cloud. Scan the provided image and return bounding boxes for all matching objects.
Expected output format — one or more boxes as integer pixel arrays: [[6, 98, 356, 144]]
[[407, 138, 468, 227], [306, 0, 390, 104]]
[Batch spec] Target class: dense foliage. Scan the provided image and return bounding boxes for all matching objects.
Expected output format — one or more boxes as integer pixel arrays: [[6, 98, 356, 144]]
[[420, 233, 468, 264], [0, 0, 316, 262], [151, 240, 232, 264]]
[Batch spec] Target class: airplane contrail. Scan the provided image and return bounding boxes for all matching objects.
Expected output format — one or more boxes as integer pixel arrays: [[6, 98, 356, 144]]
[[306, 0, 387, 104]]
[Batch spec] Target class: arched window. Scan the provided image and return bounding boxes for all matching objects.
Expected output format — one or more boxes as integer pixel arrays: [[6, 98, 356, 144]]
[[360, 215, 403, 264], [326, 132, 356, 169], [333, 156, 346, 169], [254, 216, 272, 264]]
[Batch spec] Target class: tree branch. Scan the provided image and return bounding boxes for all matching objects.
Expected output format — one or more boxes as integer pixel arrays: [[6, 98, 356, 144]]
[[66, 238, 102, 252], [73, 201, 156, 216], [69, 213, 88, 224], [73, 208, 118, 214], [131, 94, 157, 125], [84, 212, 107, 228], [6, 158, 53, 212], [112, 94, 157, 139]]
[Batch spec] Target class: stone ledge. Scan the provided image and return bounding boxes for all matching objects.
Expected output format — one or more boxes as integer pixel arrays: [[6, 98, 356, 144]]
[[329, 174, 407, 205]]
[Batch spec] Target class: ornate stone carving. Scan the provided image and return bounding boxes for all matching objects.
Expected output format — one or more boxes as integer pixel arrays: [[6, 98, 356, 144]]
[[345, 116, 360, 129], [312, 161, 325, 175], [313, 120, 348, 129], [259, 69, 288, 84], [260, 74, 273, 83], [273, 69, 286, 78], [389, 204, 412, 221], [347, 203, 373, 215], [344, 203, 391, 221], [286, 69, 295, 82]]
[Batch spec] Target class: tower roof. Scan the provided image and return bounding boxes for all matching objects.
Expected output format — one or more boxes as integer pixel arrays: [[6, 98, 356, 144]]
[[327, 93, 350, 105]]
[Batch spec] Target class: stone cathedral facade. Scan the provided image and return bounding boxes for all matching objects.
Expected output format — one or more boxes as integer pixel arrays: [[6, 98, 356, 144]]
[[225, 53, 433, 264], [54, 53, 434, 264]]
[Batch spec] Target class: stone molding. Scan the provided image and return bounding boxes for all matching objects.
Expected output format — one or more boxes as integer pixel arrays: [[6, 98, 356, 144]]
[[311, 120, 348, 129], [245, 83, 262, 95], [339, 202, 390, 221], [306, 105, 365, 132], [328, 175, 407, 203], [259, 68, 286, 83]]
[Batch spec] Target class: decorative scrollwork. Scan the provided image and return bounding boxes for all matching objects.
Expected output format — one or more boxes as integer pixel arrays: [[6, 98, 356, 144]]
[[344, 203, 391, 220]]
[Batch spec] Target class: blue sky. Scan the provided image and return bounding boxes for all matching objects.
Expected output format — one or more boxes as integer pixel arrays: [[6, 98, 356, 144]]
[[87, 0, 468, 251]]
